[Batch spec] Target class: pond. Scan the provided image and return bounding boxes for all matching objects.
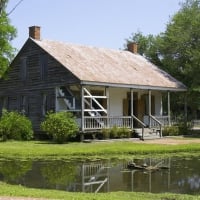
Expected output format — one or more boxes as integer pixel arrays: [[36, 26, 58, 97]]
[[0, 156, 200, 194]]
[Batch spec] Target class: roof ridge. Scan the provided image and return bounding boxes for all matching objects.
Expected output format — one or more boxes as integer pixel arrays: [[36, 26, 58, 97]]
[[31, 37, 131, 54]]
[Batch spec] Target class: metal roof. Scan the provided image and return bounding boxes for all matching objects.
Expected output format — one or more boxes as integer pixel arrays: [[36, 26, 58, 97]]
[[32, 38, 186, 91]]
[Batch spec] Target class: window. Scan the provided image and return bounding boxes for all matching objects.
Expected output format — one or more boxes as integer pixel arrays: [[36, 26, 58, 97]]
[[2, 96, 8, 109], [39, 54, 48, 80], [41, 93, 48, 116], [0, 96, 8, 115], [19, 95, 29, 115], [20, 57, 27, 81]]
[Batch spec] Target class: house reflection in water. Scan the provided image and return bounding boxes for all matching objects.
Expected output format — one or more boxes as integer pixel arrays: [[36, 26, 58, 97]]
[[74, 157, 171, 193], [1, 157, 199, 194], [73, 162, 110, 193]]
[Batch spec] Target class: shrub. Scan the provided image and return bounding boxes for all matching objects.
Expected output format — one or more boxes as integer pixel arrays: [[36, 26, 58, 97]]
[[109, 125, 118, 138], [117, 127, 131, 138], [0, 110, 33, 141], [101, 128, 110, 139], [178, 122, 191, 135], [101, 126, 131, 139], [162, 125, 179, 136], [40, 111, 79, 143], [162, 122, 190, 136]]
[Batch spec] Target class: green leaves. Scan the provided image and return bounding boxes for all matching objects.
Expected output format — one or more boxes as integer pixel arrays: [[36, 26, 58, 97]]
[[126, 0, 200, 118], [0, 109, 34, 141], [0, 0, 17, 78], [40, 111, 79, 143]]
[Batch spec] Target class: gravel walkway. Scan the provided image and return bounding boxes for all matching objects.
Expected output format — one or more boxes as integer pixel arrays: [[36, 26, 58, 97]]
[[141, 136, 200, 145]]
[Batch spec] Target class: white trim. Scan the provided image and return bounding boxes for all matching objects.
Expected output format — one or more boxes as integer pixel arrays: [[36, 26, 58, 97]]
[[168, 91, 171, 125], [80, 81, 187, 92]]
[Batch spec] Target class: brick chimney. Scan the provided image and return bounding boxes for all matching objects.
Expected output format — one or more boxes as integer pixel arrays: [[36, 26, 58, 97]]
[[29, 26, 41, 40], [127, 42, 138, 54]]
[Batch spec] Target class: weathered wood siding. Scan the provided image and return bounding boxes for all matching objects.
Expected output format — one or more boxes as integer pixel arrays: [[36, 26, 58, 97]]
[[0, 39, 80, 131]]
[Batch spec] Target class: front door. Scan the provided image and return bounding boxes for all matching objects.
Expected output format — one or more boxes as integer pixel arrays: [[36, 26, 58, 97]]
[[123, 92, 155, 127], [123, 92, 138, 116]]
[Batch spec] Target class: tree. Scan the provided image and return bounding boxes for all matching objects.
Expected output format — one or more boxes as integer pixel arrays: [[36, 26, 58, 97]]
[[125, 31, 163, 67], [159, 0, 200, 118], [0, 0, 16, 78], [125, 0, 200, 118]]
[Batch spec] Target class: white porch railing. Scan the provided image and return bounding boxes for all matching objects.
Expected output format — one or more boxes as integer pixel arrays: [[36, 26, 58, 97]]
[[78, 115, 171, 131], [154, 115, 170, 126], [144, 115, 170, 126], [83, 116, 133, 130]]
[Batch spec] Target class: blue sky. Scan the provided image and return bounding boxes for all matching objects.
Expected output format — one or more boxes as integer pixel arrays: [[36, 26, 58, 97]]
[[7, 0, 182, 51]]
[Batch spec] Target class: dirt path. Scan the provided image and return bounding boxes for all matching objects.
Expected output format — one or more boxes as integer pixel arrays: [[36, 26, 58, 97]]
[[140, 136, 200, 145], [106, 136, 200, 145]]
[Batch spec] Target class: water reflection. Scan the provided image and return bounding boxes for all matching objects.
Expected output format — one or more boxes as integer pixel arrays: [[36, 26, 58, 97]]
[[79, 162, 110, 193], [0, 157, 199, 195], [122, 157, 171, 193], [0, 159, 32, 183], [41, 160, 77, 190]]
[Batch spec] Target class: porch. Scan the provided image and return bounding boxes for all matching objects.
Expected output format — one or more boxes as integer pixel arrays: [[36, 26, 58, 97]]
[[83, 115, 172, 138], [55, 85, 181, 139]]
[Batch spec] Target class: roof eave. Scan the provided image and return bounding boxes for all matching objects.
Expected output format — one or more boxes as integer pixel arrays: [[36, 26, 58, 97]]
[[80, 81, 187, 92]]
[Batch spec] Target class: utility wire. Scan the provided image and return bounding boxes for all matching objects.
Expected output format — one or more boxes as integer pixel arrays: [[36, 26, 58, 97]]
[[7, 0, 24, 16]]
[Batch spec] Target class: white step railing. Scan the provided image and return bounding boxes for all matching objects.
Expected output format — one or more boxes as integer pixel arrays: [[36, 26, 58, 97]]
[[132, 115, 146, 140], [144, 115, 170, 126], [149, 115, 162, 137], [154, 115, 170, 126]]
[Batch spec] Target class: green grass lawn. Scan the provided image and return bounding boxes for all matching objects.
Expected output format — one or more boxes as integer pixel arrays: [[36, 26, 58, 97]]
[[0, 181, 200, 200], [0, 140, 200, 159]]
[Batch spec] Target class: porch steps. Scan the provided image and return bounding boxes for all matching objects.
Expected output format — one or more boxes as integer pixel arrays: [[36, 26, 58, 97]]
[[59, 87, 75, 109], [134, 128, 161, 140]]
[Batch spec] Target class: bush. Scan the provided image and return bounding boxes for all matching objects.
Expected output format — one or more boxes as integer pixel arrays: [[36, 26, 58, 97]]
[[101, 128, 110, 139], [40, 111, 79, 143], [178, 122, 191, 135], [162, 125, 179, 136], [162, 122, 190, 136], [110, 126, 118, 138], [0, 110, 33, 141], [117, 127, 131, 138], [101, 126, 131, 139]]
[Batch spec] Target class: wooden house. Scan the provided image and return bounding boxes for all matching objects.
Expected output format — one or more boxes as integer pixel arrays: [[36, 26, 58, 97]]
[[0, 26, 187, 139]]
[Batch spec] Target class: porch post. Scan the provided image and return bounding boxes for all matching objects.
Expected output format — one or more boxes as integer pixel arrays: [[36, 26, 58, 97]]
[[106, 86, 110, 128], [81, 85, 85, 141], [148, 90, 152, 127], [131, 89, 134, 129], [167, 91, 171, 125], [160, 93, 163, 116]]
